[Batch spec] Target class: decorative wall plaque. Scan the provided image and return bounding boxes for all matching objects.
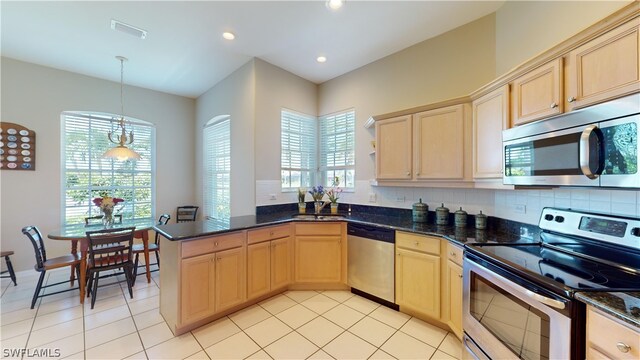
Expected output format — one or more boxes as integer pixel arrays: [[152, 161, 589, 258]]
[[0, 122, 36, 171]]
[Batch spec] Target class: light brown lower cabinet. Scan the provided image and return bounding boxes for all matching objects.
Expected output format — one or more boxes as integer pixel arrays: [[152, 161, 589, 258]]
[[247, 236, 292, 300], [294, 222, 346, 284], [214, 247, 246, 312], [180, 253, 216, 325], [444, 245, 463, 338], [586, 306, 639, 359]]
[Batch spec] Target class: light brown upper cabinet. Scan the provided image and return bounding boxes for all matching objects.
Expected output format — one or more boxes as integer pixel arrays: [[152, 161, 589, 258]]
[[566, 19, 640, 111], [375, 115, 412, 180], [413, 104, 466, 180], [472, 85, 510, 179], [512, 58, 563, 126]]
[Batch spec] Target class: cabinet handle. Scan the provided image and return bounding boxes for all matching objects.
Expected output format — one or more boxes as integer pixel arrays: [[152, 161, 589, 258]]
[[567, 96, 576, 103], [416, 172, 420, 176], [214, 241, 219, 247], [458, 274, 463, 278], [550, 102, 558, 109], [450, 251, 456, 256], [415, 241, 419, 246], [217, 257, 222, 261], [616, 342, 631, 353], [406, 171, 411, 176], [270, 231, 274, 236]]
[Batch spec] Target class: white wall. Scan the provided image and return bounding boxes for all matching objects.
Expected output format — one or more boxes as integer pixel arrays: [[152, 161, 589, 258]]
[[0, 57, 195, 271], [495, 0, 632, 76], [195, 60, 256, 217]]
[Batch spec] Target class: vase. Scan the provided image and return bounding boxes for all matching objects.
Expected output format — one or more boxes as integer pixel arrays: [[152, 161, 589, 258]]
[[298, 203, 306, 213], [314, 201, 323, 214], [102, 208, 114, 228], [330, 203, 338, 214]]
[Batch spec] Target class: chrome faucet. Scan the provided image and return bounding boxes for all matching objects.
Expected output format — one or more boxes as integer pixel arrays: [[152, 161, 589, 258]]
[[315, 200, 331, 214]]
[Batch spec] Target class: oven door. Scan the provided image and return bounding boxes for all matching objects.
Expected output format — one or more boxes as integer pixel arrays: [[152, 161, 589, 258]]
[[503, 125, 602, 187], [463, 253, 572, 360], [599, 114, 640, 188]]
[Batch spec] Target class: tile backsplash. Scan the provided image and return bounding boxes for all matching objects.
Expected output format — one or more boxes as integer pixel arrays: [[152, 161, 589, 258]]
[[255, 180, 639, 225]]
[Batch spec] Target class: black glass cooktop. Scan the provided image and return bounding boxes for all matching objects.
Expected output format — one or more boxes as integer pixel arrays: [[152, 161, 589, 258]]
[[468, 242, 640, 297]]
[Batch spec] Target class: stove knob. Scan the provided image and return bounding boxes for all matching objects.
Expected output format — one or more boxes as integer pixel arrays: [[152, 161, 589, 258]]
[[555, 216, 565, 223], [544, 214, 554, 221], [631, 227, 640, 237]]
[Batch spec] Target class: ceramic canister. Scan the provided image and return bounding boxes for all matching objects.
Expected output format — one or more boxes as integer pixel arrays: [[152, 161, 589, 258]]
[[412, 198, 428, 223], [454, 207, 468, 227], [475, 210, 488, 230], [435, 203, 450, 225]]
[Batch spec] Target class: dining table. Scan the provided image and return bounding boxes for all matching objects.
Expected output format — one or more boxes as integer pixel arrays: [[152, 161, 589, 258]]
[[47, 218, 156, 303]]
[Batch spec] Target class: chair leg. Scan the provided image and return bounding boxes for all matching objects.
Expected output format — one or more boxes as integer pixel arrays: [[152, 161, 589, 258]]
[[132, 253, 139, 286], [90, 272, 99, 309], [124, 265, 134, 299], [31, 271, 46, 309], [69, 265, 76, 287], [155, 251, 160, 269], [4, 255, 17, 286], [87, 270, 94, 298]]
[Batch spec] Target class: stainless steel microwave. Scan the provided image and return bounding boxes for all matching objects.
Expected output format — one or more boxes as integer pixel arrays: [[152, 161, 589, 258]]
[[503, 93, 640, 188]]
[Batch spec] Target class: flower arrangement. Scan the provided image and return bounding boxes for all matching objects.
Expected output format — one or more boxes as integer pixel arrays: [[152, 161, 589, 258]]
[[308, 185, 325, 202], [92, 196, 124, 212], [326, 188, 342, 204]]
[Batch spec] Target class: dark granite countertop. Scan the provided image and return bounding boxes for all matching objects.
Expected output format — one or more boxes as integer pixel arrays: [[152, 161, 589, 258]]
[[154, 207, 540, 246], [575, 292, 640, 329]]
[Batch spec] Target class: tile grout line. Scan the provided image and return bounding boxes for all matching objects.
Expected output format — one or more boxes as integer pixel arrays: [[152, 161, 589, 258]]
[[119, 276, 151, 360]]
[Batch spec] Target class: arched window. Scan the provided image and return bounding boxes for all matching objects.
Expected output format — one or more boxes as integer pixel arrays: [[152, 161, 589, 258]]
[[61, 111, 155, 224], [203, 115, 231, 219]]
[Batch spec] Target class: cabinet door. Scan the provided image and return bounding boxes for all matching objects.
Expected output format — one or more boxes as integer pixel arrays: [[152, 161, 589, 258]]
[[413, 105, 465, 180], [512, 58, 563, 126], [473, 85, 509, 179], [295, 236, 342, 283], [181, 253, 215, 324], [376, 115, 412, 180], [215, 247, 246, 312], [271, 236, 292, 290], [396, 248, 440, 318], [247, 241, 271, 300], [446, 259, 463, 338], [567, 20, 640, 111]]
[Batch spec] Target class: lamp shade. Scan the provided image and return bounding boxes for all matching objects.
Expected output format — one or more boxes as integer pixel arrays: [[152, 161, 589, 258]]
[[103, 145, 141, 161]]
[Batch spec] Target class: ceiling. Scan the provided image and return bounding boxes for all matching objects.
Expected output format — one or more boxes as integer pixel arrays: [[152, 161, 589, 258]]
[[1, 1, 505, 98]]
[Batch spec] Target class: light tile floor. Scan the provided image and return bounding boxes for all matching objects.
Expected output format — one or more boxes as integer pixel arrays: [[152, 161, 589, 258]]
[[1, 266, 462, 359]]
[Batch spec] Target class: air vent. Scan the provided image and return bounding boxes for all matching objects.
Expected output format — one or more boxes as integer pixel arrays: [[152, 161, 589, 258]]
[[111, 19, 147, 39]]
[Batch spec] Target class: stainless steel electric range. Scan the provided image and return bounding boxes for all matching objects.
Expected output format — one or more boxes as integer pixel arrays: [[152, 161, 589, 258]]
[[463, 207, 640, 360]]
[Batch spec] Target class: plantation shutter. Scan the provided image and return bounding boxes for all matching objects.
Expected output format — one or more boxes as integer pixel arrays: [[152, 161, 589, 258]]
[[203, 116, 231, 219], [281, 110, 317, 190], [319, 109, 355, 188]]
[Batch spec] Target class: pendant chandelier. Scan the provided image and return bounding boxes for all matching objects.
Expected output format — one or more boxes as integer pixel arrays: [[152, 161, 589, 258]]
[[103, 56, 141, 161]]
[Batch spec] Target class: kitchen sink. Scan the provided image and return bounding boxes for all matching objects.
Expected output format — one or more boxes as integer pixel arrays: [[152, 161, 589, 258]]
[[292, 214, 346, 220]]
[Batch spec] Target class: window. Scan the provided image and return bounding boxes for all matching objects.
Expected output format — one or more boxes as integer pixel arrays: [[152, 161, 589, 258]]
[[320, 110, 355, 189], [203, 116, 231, 219], [281, 110, 317, 191], [62, 112, 155, 225], [280, 109, 355, 191]]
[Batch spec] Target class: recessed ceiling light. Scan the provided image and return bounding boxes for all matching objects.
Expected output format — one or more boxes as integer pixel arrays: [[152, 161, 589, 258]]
[[317, 56, 327, 63], [222, 32, 235, 40], [326, 0, 344, 11]]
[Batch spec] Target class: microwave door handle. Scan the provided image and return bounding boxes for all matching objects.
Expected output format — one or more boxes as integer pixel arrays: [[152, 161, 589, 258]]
[[579, 125, 600, 180]]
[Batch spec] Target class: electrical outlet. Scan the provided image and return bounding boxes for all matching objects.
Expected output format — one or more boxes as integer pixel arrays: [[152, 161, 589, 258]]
[[269, 193, 277, 200], [511, 204, 526, 214], [396, 196, 405, 202], [368, 193, 377, 203]]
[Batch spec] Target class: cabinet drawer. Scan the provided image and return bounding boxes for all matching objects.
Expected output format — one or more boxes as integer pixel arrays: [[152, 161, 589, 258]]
[[295, 222, 342, 236], [182, 231, 245, 258], [248, 224, 291, 245], [447, 243, 463, 266], [396, 232, 440, 255], [587, 307, 640, 360]]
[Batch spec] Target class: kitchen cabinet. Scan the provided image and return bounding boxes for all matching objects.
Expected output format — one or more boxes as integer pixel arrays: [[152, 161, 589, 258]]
[[586, 306, 639, 359], [414, 104, 466, 180], [375, 115, 412, 180], [472, 85, 509, 180], [180, 253, 216, 324], [247, 224, 292, 299], [294, 222, 346, 284], [511, 59, 563, 126], [443, 243, 463, 339], [214, 247, 246, 312], [566, 19, 640, 111], [395, 232, 441, 319]]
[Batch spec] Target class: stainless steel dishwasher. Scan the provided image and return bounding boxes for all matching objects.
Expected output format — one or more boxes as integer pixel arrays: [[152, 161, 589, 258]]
[[347, 223, 396, 307]]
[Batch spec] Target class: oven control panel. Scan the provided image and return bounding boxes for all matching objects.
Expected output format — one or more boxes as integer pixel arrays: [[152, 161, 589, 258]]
[[539, 207, 640, 250]]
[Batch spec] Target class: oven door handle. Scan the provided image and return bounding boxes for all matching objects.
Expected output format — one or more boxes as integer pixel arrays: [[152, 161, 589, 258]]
[[525, 289, 566, 309], [579, 125, 602, 180], [463, 335, 491, 360]]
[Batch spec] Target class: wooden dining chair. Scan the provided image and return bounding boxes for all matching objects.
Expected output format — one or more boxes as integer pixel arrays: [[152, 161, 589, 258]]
[[132, 214, 170, 284], [176, 206, 198, 222], [23, 226, 81, 309], [1, 250, 17, 286], [85, 227, 136, 309]]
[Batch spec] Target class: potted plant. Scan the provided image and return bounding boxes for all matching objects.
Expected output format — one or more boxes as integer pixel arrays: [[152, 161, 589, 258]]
[[308, 185, 325, 213], [297, 188, 307, 213], [326, 177, 342, 214]]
